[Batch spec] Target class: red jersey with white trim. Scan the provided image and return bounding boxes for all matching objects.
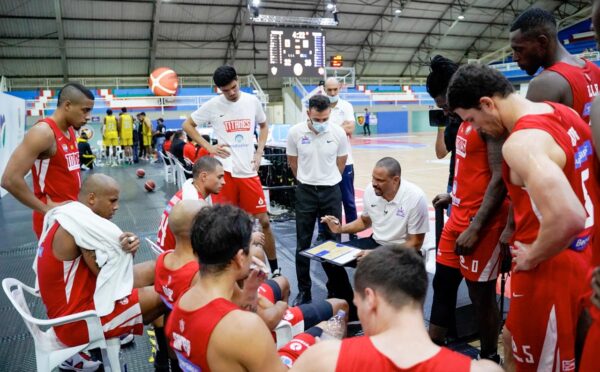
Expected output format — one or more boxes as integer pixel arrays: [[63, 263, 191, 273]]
[[156, 187, 208, 250], [166, 298, 239, 372], [336, 337, 471, 372], [154, 251, 199, 309], [36, 222, 96, 344], [450, 121, 507, 228], [545, 60, 600, 123], [502, 102, 597, 252], [31, 118, 81, 237]]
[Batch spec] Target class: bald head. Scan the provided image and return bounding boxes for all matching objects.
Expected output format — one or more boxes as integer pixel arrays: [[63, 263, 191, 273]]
[[79, 174, 121, 219], [169, 199, 208, 239], [80, 174, 119, 199], [325, 77, 341, 89]]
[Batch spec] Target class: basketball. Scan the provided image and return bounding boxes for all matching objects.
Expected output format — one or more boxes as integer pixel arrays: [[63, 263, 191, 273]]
[[149, 67, 178, 96], [136, 168, 145, 178], [144, 180, 156, 192]]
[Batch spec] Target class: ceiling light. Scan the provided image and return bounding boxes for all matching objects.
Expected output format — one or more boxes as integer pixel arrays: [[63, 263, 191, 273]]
[[327, 3, 334, 10], [394, 9, 402, 15], [252, 0, 260, 6], [457, 14, 465, 20]]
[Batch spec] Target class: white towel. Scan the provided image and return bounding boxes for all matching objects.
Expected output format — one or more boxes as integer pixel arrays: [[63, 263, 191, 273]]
[[34, 202, 133, 316], [181, 178, 212, 204]]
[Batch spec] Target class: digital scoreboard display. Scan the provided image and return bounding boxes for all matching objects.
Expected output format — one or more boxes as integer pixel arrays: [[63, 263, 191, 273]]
[[268, 29, 326, 77]]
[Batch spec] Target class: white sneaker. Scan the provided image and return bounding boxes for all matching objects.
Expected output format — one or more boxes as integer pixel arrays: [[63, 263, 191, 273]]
[[119, 332, 134, 346], [59, 352, 102, 371]]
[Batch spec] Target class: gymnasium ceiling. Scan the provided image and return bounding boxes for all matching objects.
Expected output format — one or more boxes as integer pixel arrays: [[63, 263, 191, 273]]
[[0, 0, 592, 83]]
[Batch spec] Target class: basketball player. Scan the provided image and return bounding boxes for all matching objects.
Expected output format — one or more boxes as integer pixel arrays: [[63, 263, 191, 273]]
[[510, 8, 600, 122], [140, 112, 153, 161], [166, 205, 325, 371], [102, 109, 119, 165], [427, 55, 507, 363], [293, 246, 502, 372], [448, 63, 596, 372], [1, 82, 92, 238], [156, 157, 224, 251], [182, 65, 279, 273], [580, 5, 600, 370], [118, 107, 134, 163], [37, 174, 164, 370]]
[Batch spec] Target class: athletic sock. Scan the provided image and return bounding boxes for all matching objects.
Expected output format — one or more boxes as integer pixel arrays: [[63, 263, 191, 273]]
[[268, 259, 278, 272]]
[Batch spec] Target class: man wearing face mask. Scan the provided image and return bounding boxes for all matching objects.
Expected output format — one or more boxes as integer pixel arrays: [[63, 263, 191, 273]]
[[323, 77, 358, 239], [286, 95, 354, 312]]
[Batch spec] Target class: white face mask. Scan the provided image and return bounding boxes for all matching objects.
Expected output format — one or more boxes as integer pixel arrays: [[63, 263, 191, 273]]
[[311, 119, 329, 133], [328, 95, 339, 104]]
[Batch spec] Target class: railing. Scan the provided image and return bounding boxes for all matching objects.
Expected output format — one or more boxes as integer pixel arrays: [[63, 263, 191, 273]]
[[245, 74, 269, 105], [488, 50, 600, 73], [26, 95, 220, 117], [339, 91, 434, 106]]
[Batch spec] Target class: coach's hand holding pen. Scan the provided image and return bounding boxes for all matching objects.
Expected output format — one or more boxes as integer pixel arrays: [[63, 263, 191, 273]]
[[320, 215, 343, 234]]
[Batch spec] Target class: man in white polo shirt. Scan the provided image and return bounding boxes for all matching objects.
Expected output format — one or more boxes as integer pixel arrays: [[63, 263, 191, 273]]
[[323, 77, 358, 239], [287, 95, 354, 313], [182, 65, 279, 273], [322, 157, 429, 254]]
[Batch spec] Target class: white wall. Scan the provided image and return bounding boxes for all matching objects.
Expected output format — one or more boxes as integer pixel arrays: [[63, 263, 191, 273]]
[[0, 92, 26, 197]]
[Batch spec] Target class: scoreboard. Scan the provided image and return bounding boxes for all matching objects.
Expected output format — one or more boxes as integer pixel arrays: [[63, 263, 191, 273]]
[[268, 28, 326, 77]]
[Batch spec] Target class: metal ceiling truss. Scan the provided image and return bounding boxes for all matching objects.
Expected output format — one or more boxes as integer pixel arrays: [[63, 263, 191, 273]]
[[53, 0, 68, 81], [223, 0, 248, 65], [148, 0, 162, 74]]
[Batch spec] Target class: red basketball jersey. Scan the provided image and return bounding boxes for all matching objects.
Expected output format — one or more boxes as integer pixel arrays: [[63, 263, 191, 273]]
[[32, 118, 81, 237], [336, 337, 471, 372], [156, 187, 207, 250], [167, 298, 239, 372], [450, 122, 508, 228], [503, 102, 597, 251], [36, 222, 96, 346], [154, 251, 199, 309], [545, 60, 600, 123]]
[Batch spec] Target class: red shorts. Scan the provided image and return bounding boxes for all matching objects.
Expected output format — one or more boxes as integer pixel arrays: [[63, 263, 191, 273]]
[[506, 250, 589, 372], [212, 172, 267, 215], [55, 289, 144, 347], [436, 219, 503, 282]]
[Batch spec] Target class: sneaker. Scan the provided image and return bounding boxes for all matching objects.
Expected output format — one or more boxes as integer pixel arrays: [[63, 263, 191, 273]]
[[59, 352, 102, 371], [270, 268, 282, 279], [119, 332, 134, 346]]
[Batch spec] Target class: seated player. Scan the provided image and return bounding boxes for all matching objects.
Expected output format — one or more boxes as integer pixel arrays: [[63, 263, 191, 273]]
[[36, 174, 165, 370], [183, 135, 210, 164], [293, 246, 502, 372], [166, 205, 325, 371], [157, 156, 224, 250]]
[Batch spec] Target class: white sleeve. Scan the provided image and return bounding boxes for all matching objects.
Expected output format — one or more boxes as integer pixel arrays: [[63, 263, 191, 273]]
[[190, 102, 212, 126], [407, 191, 430, 234], [344, 102, 355, 122], [336, 128, 348, 156], [362, 187, 371, 217], [255, 96, 267, 124], [286, 128, 298, 156]]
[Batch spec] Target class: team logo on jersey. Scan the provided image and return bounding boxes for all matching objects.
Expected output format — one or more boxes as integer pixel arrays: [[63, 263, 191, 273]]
[[283, 310, 295, 322], [562, 359, 575, 371], [65, 152, 80, 171], [456, 136, 467, 158], [223, 119, 251, 132], [258, 197, 264, 206], [301, 136, 310, 144], [464, 124, 472, 134], [62, 143, 68, 152], [574, 140, 592, 169], [119, 297, 129, 306], [583, 102, 592, 117], [396, 207, 405, 218], [235, 134, 244, 143]]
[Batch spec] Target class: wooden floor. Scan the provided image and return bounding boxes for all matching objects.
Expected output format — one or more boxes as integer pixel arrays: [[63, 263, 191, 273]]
[[350, 132, 449, 200]]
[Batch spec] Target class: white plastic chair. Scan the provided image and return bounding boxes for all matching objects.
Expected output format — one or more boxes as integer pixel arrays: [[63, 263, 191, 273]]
[[145, 237, 165, 257], [274, 320, 293, 350], [157, 151, 176, 184], [2, 278, 121, 372], [166, 152, 183, 188], [169, 155, 192, 189]]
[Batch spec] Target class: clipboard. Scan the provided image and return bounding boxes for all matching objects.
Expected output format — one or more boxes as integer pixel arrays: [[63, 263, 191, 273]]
[[300, 240, 362, 266]]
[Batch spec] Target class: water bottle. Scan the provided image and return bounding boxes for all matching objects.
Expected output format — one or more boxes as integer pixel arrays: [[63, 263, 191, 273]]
[[322, 310, 346, 340], [253, 218, 262, 233]]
